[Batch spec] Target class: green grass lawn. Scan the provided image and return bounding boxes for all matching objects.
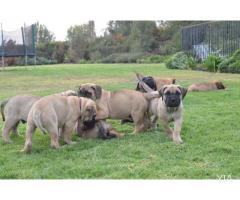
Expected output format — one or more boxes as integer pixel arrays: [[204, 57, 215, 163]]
[[0, 63, 240, 179]]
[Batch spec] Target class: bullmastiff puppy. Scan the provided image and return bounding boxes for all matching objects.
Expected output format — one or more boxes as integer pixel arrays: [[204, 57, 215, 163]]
[[76, 120, 123, 139], [22, 96, 97, 153], [1, 91, 77, 143], [78, 83, 159, 133], [138, 78, 187, 144], [121, 73, 176, 125], [188, 81, 225, 92]]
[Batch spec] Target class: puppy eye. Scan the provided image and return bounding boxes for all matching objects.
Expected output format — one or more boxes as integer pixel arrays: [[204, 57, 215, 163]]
[[165, 91, 171, 95], [176, 91, 181, 95]]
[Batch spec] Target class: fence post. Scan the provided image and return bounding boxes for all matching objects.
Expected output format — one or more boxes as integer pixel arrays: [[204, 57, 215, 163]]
[[32, 24, 36, 66], [21, 24, 28, 67], [1, 23, 4, 68]]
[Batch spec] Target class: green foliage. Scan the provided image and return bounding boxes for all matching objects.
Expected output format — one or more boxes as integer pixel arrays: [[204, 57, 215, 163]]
[[15, 57, 57, 66], [35, 22, 55, 44], [36, 41, 68, 64], [166, 52, 195, 69], [67, 21, 96, 62], [99, 52, 145, 63], [137, 55, 170, 63], [32, 21, 207, 64], [219, 49, 240, 73], [203, 55, 222, 72], [187, 56, 197, 69]]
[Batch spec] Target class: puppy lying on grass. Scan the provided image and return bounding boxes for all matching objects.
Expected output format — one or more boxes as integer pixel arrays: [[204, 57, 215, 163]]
[[76, 119, 123, 139], [188, 81, 226, 92]]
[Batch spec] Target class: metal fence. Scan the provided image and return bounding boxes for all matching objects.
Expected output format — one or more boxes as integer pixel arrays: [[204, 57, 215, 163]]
[[181, 21, 240, 61], [0, 24, 36, 66]]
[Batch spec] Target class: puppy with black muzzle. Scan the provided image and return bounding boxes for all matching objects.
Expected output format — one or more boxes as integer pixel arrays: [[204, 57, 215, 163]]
[[138, 78, 187, 144]]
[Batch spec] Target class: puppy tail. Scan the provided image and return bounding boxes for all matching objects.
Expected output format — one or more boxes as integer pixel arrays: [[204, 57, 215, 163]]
[[136, 76, 155, 93], [143, 92, 160, 100], [0, 99, 9, 121]]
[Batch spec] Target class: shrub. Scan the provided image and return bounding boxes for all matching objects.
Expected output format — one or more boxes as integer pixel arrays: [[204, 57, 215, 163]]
[[203, 55, 222, 72], [218, 49, 240, 73], [79, 59, 89, 64], [99, 52, 144, 63], [137, 55, 168, 63], [187, 56, 197, 69], [14, 57, 57, 66], [166, 52, 195, 70]]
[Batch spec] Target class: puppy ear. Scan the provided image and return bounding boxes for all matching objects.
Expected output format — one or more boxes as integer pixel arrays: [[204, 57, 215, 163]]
[[159, 86, 167, 97], [95, 85, 102, 99], [91, 85, 102, 99], [178, 87, 188, 99]]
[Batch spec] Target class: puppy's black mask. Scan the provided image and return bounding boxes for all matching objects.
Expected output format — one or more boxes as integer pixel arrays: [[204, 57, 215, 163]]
[[79, 89, 93, 99], [83, 116, 96, 129], [164, 91, 181, 107]]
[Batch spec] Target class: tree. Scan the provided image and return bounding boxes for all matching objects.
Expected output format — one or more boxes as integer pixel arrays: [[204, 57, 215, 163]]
[[36, 22, 55, 44], [67, 21, 96, 62]]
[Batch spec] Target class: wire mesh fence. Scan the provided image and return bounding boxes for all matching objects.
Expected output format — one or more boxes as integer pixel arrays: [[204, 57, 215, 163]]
[[181, 21, 240, 61], [0, 24, 36, 60]]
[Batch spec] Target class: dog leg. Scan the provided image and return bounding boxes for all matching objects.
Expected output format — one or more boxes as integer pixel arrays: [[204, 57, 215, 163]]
[[159, 118, 173, 139], [63, 125, 75, 145], [12, 121, 20, 136], [22, 123, 36, 153], [2, 119, 19, 143], [50, 132, 60, 149], [150, 115, 158, 129], [173, 119, 183, 144]]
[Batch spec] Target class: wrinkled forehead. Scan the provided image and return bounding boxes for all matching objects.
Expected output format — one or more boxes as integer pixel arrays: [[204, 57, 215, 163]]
[[164, 84, 181, 93], [81, 83, 96, 89]]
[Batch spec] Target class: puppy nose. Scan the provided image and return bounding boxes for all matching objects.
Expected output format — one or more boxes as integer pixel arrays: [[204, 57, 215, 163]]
[[171, 99, 176, 103]]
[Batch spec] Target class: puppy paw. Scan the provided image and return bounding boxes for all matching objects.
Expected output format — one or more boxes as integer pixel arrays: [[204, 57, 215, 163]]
[[21, 146, 32, 154], [50, 143, 60, 149], [173, 138, 183, 144]]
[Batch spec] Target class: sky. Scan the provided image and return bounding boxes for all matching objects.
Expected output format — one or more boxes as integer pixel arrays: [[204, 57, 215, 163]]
[[0, 0, 113, 41], [1, 18, 109, 41], [1, 0, 238, 41]]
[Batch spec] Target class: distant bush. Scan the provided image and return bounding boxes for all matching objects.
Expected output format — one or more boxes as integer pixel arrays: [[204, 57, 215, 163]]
[[79, 59, 92, 64], [219, 49, 240, 73], [15, 57, 57, 66], [99, 52, 145, 63], [203, 55, 222, 72], [187, 56, 197, 69], [166, 52, 196, 69], [137, 55, 169, 63]]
